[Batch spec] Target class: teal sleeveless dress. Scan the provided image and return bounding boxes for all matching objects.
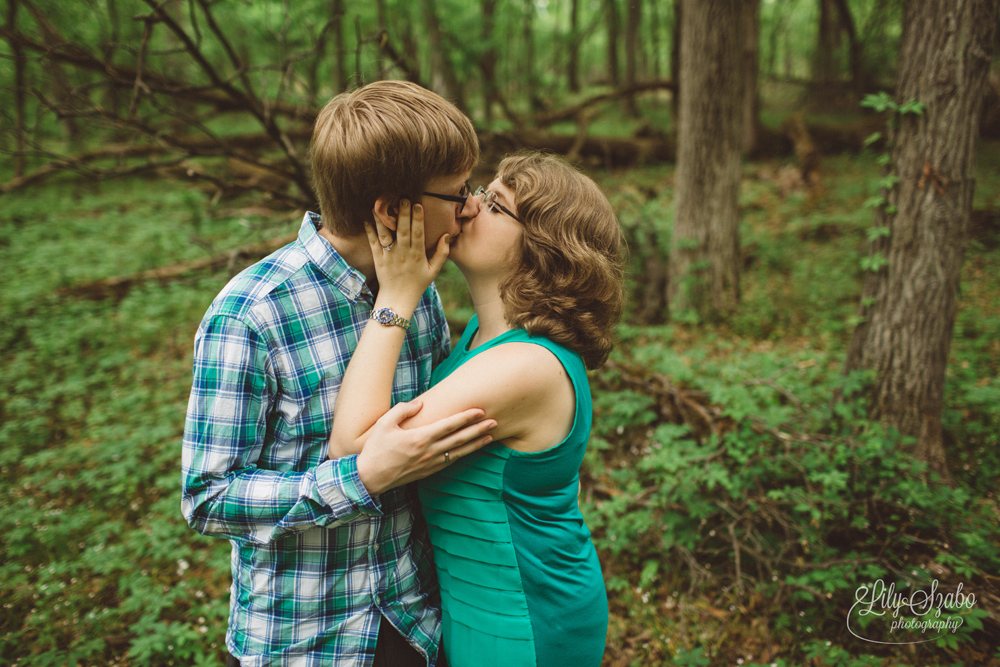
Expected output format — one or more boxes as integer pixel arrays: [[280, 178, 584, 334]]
[[417, 316, 608, 667]]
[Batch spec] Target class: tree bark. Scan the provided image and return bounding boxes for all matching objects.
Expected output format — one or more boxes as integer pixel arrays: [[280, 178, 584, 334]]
[[844, 0, 999, 484], [669, 0, 748, 321]]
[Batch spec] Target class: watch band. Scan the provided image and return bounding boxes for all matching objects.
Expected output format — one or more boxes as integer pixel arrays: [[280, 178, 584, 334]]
[[370, 307, 410, 330]]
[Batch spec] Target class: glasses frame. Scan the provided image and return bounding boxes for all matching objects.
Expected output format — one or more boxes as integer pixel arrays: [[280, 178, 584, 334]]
[[422, 181, 473, 211], [471, 186, 521, 222]]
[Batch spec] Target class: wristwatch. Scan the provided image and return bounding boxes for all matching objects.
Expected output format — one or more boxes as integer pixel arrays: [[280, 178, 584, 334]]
[[370, 307, 410, 330]]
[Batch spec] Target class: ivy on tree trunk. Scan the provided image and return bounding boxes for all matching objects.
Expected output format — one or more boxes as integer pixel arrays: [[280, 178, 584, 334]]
[[845, 0, 999, 484]]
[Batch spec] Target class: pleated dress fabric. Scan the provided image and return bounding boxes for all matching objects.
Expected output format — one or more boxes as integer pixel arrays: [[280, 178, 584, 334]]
[[417, 316, 608, 667]]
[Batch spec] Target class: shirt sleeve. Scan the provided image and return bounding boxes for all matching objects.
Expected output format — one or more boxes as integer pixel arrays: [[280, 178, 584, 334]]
[[181, 314, 381, 545]]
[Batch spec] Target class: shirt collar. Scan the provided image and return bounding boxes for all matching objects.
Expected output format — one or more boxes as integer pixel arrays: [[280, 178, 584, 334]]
[[299, 212, 373, 303]]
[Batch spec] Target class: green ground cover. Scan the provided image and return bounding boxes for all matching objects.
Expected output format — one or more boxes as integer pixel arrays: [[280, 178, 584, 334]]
[[1, 145, 997, 665]]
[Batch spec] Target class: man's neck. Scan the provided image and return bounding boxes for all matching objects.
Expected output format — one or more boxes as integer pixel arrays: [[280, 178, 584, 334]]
[[318, 225, 377, 289]]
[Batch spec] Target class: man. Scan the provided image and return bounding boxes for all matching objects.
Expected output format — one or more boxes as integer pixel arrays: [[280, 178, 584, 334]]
[[182, 81, 493, 667]]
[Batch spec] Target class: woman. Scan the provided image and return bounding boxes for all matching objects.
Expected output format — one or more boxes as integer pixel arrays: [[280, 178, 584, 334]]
[[329, 152, 624, 666]]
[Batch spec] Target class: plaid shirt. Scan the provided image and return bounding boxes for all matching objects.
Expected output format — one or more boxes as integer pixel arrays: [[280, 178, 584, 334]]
[[182, 213, 450, 667]]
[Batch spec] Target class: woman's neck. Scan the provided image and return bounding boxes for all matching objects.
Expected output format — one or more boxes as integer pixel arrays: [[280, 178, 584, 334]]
[[463, 272, 511, 350]]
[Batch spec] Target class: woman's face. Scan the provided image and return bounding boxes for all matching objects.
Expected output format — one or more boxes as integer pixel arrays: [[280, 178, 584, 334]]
[[449, 178, 523, 275]]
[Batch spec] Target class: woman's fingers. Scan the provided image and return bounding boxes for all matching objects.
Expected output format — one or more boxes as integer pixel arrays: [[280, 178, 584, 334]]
[[363, 220, 381, 252], [429, 232, 451, 276], [396, 199, 411, 248], [410, 203, 424, 249], [370, 209, 395, 250]]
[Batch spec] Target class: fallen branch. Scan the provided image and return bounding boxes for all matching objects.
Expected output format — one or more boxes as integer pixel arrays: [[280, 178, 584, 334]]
[[0, 129, 312, 196], [59, 232, 298, 301], [532, 80, 677, 128]]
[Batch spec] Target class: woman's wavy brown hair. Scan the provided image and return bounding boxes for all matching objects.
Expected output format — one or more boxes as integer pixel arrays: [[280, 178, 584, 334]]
[[496, 152, 625, 370]]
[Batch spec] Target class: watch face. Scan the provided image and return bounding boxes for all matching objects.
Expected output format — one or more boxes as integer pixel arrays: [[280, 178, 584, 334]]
[[377, 310, 392, 324]]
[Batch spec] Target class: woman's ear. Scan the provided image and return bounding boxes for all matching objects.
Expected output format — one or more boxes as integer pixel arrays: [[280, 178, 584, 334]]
[[373, 196, 400, 232]]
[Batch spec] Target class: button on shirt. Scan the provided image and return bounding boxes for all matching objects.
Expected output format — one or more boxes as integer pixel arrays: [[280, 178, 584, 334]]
[[182, 213, 450, 666]]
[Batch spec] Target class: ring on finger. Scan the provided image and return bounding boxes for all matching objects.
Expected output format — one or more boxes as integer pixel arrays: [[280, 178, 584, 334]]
[[444, 451, 450, 464], [381, 241, 395, 251]]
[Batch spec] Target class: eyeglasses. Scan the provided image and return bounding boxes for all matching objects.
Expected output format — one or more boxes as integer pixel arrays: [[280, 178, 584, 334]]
[[471, 186, 521, 222], [423, 181, 473, 211]]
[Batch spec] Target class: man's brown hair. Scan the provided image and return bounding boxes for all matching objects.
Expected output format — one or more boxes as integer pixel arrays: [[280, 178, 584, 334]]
[[310, 81, 479, 236], [496, 152, 625, 370]]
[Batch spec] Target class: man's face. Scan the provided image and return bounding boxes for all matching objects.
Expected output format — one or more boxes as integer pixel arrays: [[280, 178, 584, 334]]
[[417, 171, 479, 256]]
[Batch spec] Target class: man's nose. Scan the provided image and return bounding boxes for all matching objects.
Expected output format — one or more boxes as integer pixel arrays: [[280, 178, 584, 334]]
[[459, 193, 481, 219]]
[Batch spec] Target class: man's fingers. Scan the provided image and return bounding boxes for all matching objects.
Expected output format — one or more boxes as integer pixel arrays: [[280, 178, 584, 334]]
[[417, 408, 487, 441], [445, 433, 496, 463], [430, 417, 497, 458], [380, 399, 424, 426]]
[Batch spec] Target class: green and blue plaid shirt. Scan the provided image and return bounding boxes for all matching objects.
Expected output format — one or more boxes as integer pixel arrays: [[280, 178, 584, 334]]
[[182, 213, 450, 666]]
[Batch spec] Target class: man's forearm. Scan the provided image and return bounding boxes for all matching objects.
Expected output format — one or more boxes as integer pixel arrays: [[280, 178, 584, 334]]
[[181, 453, 381, 543]]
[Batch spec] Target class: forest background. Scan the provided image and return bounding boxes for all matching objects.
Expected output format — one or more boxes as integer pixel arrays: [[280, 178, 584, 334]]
[[1, 0, 999, 665]]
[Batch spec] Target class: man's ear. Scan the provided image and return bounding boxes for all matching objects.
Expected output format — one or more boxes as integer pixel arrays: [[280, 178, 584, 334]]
[[373, 196, 400, 232]]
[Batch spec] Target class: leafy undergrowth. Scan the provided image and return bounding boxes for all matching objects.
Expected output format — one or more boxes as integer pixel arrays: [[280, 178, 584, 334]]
[[1, 147, 998, 666]]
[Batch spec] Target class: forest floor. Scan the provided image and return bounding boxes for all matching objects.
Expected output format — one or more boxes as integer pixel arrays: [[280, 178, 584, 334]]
[[1, 141, 998, 666]]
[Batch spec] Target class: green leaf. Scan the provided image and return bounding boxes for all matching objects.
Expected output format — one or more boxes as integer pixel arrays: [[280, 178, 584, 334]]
[[863, 131, 883, 148], [866, 226, 891, 242]]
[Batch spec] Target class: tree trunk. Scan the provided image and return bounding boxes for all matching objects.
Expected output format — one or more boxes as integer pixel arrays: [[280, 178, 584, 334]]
[[669, 0, 747, 321], [331, 0, 347, 91], [649, 0, 663, 79], [844, 0, 999, 484], [814, 0, 840, 84], [742, 0, 761, 155], [6, 0, 27, 177], [568, 0, 581, 92], [623, 0, 642, 116], [831, 0, 864, 95], [604, 0, 620, 86], [480, 0, 498, 127], [420, 0, 465, 109], [521, 0, 544, 112], [670, 0, 681, 127]]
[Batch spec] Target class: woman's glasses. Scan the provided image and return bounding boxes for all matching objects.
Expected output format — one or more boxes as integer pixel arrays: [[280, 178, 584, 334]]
[[472, 186, 521, 222]]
